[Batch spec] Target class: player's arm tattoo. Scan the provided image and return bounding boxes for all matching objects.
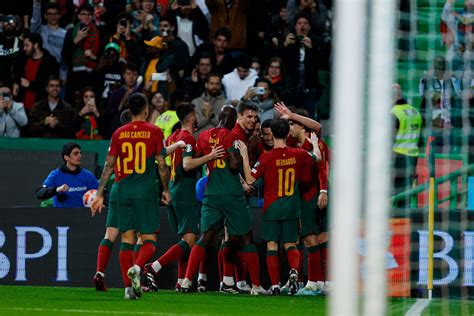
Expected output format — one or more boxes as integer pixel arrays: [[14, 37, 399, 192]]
[[156, 155, 170, 191], [97, 156, 117, 197]]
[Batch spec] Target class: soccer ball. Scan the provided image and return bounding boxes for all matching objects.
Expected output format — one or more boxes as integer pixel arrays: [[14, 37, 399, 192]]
[[83, 189, 97, 207]]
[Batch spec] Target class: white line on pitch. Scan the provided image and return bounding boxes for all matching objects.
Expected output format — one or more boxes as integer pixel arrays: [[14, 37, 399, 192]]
[[405, 298, 430, 316], [0, 307, 207, 316]]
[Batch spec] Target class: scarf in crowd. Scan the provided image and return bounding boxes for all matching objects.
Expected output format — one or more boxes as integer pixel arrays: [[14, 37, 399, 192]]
[[270, 75, 282, 84], [76, 114, 102, 140], [72, 23, 100, 72]]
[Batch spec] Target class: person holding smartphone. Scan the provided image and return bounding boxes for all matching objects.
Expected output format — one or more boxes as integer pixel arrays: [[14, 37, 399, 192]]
[[76, 86, 102, 140], [242, 77, 278, 123], [0, 84, 28, 138]]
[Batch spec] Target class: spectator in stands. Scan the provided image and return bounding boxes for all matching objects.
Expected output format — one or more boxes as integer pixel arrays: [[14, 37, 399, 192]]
[[30, 1, 67, 79], [103, 63, 141, 139], [263, 56, 294, 104], [159, 16, 190, 80], [250, 57, 261, 76], [192, 73, 228, 136], [222, 52, 258, 102], [131, 0, 160, 38], [107, 12, 140, 64], [419, 56, 461, 144], [141, 36, 177, 98], [94, 42, 126, 105], [392, 84, 422, 196], [265, 3, 289, 52], [206, 0, 249, 49], [36, 142, 99, 208], [76, 86, 102, 140], [0, 15, 22, 88], [184, 53, 213, 100], [242, 77, 278, 122], [441, 0, 474, 77], [0, 83, 28, 138], [61, 4, 100, 104], [280, 13, 320, 119], [192, 27, 235, 76], [148, 91, 166, 123], [13, 32, 60, 112], [168, 0, 209, 57], [29, 75, 76, 138]]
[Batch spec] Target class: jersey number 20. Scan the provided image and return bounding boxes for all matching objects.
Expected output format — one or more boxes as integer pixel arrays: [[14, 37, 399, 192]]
[[278, 168, 295, 197], [117, 142, 146, 174]]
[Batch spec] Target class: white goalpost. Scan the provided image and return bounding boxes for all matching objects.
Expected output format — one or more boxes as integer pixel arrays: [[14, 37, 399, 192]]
[[329, 0, 397, 315]]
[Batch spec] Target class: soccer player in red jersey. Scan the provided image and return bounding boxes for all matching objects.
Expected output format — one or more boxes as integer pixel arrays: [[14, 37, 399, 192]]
[[91, 93, 184, 299], [180, 106, 266, 295], [275, 103, 330, 295], [144, 103, 225, 291], [238, 118, 321, 295]]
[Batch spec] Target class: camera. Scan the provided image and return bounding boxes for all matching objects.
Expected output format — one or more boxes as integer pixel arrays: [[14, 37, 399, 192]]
[[151, 73, 167, 81], [0, 15, 15, 25], [161, 29, 169, 37], [296, 35, 305, 43], [2, 92, 11, 101], [177, 0, 191, 5]]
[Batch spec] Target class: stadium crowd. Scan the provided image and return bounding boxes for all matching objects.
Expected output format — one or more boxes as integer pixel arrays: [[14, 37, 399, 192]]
[[0, 0, 332, 139], [0, 0, 334, 300]]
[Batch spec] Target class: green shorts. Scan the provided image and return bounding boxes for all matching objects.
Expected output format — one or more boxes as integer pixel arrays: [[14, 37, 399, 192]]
[[117, 198, 160, 234], [167, 204, 200, 236], [200, 195, 251, 236], [106, 201, 118, 228], [261, 219, 299, 243], [300, 196, 329, 236]]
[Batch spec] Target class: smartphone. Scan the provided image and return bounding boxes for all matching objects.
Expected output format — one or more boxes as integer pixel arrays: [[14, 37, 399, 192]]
[[3, 93, 11, 101], [177, 0, 191, 5], [251, 87, 265, 95], [79, 23, 88, 32], [151, 73, 167, 81], [296, 35, 305, 42]]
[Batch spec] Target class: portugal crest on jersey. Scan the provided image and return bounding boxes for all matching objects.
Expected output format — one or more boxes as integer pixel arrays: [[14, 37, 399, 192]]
[[185, 144, 192, 153]]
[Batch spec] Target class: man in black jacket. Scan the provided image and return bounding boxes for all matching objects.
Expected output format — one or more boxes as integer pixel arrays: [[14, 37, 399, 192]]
[[13, 32, 59, 112], [279, 13, 320, 119]]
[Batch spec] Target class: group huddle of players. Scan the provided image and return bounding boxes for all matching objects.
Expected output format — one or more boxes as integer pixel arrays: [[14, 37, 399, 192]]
[[90, 93, 330, 299]]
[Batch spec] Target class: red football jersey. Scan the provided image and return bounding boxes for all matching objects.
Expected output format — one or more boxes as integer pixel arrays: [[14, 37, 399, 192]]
[[251, 147, 315, 218], [166, 129, 196, 182], [109, 121, 165, 182]]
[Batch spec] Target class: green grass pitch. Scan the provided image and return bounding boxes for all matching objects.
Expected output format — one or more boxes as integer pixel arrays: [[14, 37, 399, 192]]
[[0, 286, 472, 315]]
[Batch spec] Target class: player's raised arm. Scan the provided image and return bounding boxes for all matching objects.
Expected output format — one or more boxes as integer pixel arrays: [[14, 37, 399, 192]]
[[237, 140, 256, 185], [274, 102, 321, 133], [91, 155, 117, 216], [309, 132, 322, 162], [183, 145, 225, 171], [165, 140, 187, 156]]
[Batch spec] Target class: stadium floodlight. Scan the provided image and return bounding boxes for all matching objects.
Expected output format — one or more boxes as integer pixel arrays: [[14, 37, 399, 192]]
[[329, 0, 367, 315], [362, 0, 398, 314]]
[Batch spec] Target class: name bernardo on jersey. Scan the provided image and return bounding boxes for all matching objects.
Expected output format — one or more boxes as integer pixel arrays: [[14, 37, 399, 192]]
[[276, 157, 296, 166], [118, 131, 151, 139]]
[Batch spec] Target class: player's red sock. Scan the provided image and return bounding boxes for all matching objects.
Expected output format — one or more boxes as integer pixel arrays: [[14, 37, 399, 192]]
[[159, 240, 189, 267], [241, 244, 260, 286], [297, 244, 305, 274], [217, 244, 224, 282], [266, 250, 280, 286], [307, 245, 324, 282], [286, 246, 300, 271], [119, 242, 134, 287], [178, 258, 188, 279], [96, 239, 113, 273], [185, 240, 206, 280], [235, 250, 247, 283], [135, 240, 156, 269], [320, 241, 328, 281], [199, 245, 212, 275], [133, 244, 141, 263], [222, 243, 235, 283]]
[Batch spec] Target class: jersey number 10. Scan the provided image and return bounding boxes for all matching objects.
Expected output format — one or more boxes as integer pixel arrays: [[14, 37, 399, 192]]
[[278, 168, 295, 197], [117, 142, 146, 174]]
